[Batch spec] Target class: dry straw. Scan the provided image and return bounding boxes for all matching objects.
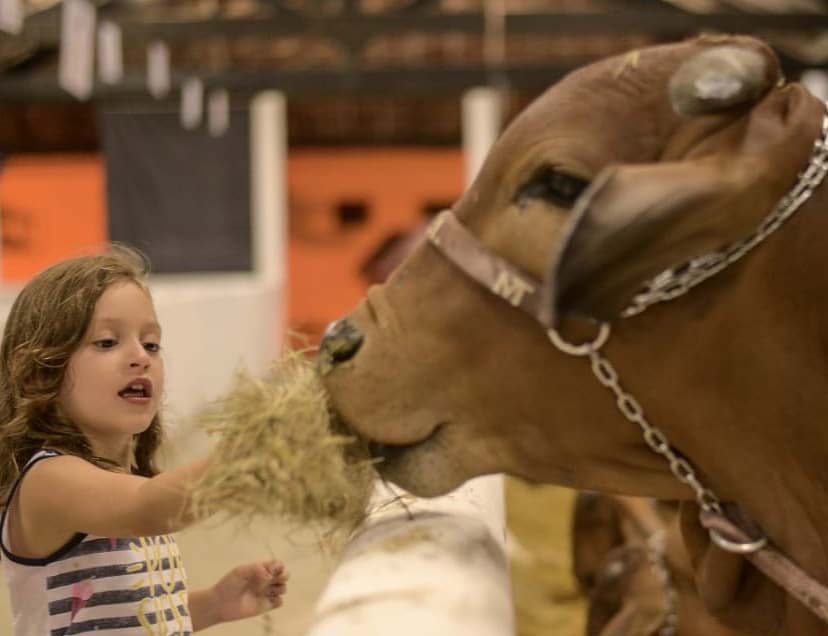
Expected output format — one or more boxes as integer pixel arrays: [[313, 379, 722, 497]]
[[191, 351, 377, 536]]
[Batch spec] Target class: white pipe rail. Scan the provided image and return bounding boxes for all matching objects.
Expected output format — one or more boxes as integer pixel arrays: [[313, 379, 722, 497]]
[[307, 480, 514, 636], [305, 86, 513, 636]]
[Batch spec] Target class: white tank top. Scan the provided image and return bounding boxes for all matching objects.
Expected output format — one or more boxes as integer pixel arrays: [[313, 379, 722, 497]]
[[1, 450, 193, 636]]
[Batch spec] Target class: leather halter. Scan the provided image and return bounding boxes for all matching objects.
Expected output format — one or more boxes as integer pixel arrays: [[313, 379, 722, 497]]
[[426, 212, 551, 327], [425, 106, 828, 623]]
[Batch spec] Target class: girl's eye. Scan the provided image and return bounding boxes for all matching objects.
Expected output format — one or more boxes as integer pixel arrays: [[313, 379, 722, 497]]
[[144, 342, 161, 353], [94, 339, 117, 349], [515, 167, 588, 208]]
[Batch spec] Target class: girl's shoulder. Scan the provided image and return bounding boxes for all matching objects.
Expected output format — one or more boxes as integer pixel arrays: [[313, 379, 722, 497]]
[[12, 448, 69, 489], [22, 451, 109, 485], [13, 451, 148, 550]]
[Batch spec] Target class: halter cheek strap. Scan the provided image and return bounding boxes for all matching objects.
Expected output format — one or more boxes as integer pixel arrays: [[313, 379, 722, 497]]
[[427, 211, 549, 327]]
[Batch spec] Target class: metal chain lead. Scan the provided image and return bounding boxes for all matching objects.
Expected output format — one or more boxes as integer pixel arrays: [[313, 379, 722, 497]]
[[587, 345, 723, 515], [622, 110, 828, 318], [545, 330, 701, 636]]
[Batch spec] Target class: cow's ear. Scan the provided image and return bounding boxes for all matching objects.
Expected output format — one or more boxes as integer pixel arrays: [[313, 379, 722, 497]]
[[669, 43, 779, 117], [547, 83, 822, 324]]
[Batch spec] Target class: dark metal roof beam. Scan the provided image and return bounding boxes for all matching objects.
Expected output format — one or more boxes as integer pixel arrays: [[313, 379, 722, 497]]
[[0, 64, 577, 101], [0, 54, 815, 102], [20, 6, 828, 47]]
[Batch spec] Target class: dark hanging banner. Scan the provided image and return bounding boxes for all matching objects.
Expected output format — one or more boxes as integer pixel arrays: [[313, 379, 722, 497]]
[[101, 109, 252, 274]]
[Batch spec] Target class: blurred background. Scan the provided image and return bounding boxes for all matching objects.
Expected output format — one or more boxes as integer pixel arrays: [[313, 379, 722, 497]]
[[0, 1, 827, 634]]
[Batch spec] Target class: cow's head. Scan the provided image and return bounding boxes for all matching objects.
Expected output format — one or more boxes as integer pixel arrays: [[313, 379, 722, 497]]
[[320, 34, 828, 633]]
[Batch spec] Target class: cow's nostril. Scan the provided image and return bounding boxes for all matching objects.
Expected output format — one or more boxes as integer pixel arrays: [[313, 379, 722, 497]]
[[318, 318, 364, 375]]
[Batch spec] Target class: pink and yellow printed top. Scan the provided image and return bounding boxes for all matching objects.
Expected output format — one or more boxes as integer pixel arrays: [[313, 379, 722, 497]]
[[1, 450, 193, 636]]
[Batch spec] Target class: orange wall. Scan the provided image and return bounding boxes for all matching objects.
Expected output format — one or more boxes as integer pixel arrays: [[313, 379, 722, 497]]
[[0, 155, 107, 281], [287, 147, 463, 338], [0, 148, 464, 340]]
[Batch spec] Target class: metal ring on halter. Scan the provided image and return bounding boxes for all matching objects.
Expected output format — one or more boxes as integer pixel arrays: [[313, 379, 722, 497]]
[[709, 527, 768, 554], [547, 323, 611, 356]]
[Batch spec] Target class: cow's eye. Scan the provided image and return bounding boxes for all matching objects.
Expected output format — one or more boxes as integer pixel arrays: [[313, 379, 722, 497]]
[[515, 167, 588, 208]]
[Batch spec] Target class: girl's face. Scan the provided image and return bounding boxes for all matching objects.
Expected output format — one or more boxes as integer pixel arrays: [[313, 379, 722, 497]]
[[58, 281, 164, 447]]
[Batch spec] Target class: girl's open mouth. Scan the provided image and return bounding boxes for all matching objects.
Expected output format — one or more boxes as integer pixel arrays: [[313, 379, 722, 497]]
[[118, 378, 153, 404]]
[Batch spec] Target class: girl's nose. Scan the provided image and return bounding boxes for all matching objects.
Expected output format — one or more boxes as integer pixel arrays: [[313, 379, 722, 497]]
[[128, 343, 151, 369]]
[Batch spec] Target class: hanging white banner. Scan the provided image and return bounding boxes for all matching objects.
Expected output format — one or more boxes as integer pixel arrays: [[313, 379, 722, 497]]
[[0, 0, 23, 35], [180, 77, 204, 130], [147, 40, 171, 98], [59, 0, 97, 100], [208, 88, 230, 137], [98, 20, 123, 85]]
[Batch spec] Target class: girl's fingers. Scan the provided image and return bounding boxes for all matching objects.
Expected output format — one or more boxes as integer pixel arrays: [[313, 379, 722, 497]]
[[269, 583, 286, 594], [266, 583, 286, 607], [264, 560, 284, 576]]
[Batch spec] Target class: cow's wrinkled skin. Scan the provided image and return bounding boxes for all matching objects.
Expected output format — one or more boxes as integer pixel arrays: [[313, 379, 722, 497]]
[[321, 35, 828, 636]]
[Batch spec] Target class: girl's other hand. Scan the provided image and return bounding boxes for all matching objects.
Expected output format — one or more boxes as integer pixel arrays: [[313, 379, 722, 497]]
[[211, 559, 289, 623]]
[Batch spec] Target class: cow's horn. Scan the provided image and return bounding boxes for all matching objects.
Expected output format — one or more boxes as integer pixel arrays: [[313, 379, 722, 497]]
[[669, 45, 773, 117]]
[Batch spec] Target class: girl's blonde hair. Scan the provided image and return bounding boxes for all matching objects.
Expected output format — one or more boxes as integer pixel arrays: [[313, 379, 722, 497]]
[[0, 245, 163, 506]]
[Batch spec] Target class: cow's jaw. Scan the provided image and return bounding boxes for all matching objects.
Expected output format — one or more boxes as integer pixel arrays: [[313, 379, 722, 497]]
[[367, 422, 443, 465], [365, 424, 469, 497]]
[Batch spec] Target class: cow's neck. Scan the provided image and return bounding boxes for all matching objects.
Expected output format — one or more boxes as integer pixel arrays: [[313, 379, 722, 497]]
[[626, 184, 828, 635]]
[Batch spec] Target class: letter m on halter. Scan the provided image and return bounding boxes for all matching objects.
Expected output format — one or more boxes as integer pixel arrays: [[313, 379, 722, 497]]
[[491, 269, 535, 307]]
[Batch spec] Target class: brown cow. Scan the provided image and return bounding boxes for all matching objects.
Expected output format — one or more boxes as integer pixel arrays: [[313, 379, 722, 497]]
[[319, 35, 828, 636]]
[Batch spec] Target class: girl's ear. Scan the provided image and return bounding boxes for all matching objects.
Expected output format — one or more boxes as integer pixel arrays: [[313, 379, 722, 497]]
[[546, 83, 823, 323]]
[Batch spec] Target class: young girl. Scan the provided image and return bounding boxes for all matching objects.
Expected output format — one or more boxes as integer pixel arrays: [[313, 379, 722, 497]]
[[0, 246, 288, 635]]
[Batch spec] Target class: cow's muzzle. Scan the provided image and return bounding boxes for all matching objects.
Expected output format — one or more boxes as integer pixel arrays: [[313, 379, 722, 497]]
[[318, 318, 364, 375]]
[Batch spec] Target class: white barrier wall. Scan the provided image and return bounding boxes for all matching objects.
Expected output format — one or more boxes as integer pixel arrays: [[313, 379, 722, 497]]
[[148, 275, 280, 421], [306, 86, 514, 636], [0, 275, 279, 427]]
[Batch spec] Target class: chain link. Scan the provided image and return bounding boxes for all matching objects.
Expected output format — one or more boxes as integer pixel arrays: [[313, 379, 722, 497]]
[[622, 111, 828, 318], [586, 348, 723, 515]]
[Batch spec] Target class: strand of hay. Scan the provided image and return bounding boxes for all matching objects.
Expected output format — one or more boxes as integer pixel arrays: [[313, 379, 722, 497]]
[[191, 351, 377, 537]]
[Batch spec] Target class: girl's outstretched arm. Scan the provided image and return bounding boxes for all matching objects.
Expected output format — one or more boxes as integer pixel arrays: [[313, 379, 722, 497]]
[[16, 454, 212, 553]]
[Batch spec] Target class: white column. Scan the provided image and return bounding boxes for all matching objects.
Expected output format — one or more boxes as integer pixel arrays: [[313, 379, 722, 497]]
[[801, 69, 828, 102], [250, 90, 288, 349], [306, 86, 513, 636], [462, 86, 503, 185]]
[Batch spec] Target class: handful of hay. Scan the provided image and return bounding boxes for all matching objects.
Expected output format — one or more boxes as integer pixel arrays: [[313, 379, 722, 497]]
[[191, 351, 377, 534]]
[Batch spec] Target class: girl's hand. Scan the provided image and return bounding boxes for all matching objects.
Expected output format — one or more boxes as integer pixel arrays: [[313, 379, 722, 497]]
[[211, 560, 288, 623]]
